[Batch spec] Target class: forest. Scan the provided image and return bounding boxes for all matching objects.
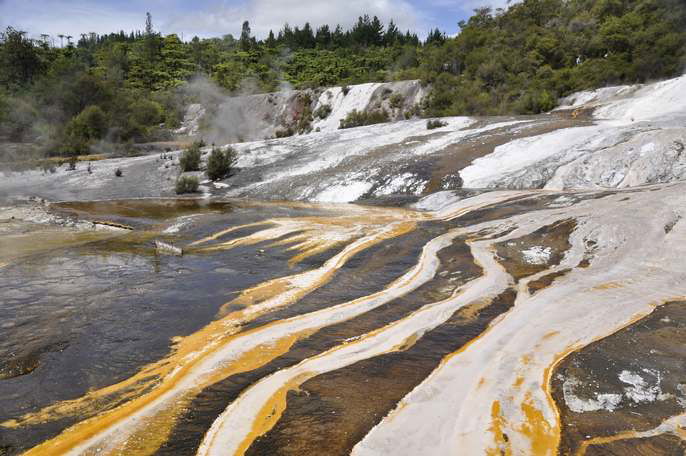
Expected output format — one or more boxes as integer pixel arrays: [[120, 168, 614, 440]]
[[1, 0, 685, 160]]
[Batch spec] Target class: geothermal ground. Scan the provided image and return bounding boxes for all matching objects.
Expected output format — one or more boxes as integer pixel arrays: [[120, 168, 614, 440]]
[[1, 76, 686, 456]]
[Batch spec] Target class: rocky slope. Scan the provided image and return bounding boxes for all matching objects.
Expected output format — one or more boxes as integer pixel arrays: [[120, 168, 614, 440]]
[[461, 76, 686, 190], [174, 80, 426, 144], [1, 75, 684, 203]]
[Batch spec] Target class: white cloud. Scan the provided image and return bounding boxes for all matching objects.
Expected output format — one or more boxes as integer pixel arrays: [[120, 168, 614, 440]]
[[162, 0, 426, 39], [0, 0, 143, 41], [429, 0, 512, 13], [0, 0, 428, 42]]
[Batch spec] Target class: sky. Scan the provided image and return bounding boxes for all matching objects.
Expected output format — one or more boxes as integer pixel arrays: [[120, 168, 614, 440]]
[[0, 0, 510, 42]]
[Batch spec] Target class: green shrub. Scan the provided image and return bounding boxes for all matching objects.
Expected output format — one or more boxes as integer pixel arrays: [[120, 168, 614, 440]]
[[426, 119, 448, 130], [339, 109, 389, 129], [314, 104, 332, 119], [404, 103, 422, 119], [59, 105, 108, 156], [69, 105, 108, 140], [130, 99, 164, 127], [274, 128, 294, 138], [389, 93, 404, 109], [175, 175, 199, 194], [206, 146, 236, 181], [179, 142, 202, 171]]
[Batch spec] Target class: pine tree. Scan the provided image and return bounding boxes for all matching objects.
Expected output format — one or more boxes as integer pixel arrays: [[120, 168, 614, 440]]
[[425, 28, 446, 46], [239, 21, 252, 51], [145, 12, 153, 36], [315, 25, 331, 48], [370, 16, 384, 46], [384, 20, 399, 46], [332, 24, 345, 47], [266, 30, 276, 48]]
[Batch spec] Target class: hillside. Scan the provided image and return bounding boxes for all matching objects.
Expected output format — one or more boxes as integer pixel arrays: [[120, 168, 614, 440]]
[[1, 0, 685, 163], [2, 74, 683, 203]]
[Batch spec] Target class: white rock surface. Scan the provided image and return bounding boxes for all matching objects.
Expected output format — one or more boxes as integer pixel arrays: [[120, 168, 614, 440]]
[[460, 74, 686, 190]]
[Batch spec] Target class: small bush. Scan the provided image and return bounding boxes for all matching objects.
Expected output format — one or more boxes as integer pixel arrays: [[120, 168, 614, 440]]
[[389, 93, 404, 109], [67, 105, 108, 141], [175, 176, 199, 194], [404, 103, 423, 119], [206, 146, 237, 181], [339, 109, 389, 129], [115, 168, 122, 177], [130, 99, 164, 127], [274, 128, 294, 138], [314, 104, 332, 120], [179, 142, 202, 172], [426, 119, 448, 130]]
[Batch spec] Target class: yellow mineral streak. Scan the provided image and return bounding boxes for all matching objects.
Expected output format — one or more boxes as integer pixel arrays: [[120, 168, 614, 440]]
[[18, 322, 313, 456], [217, 307, 447, 455], [591, 281, 624, 290], [487, 401, 513, 456], [232, 373, 313, 456], [519, 392, 558, 456], [575, 411, 686, 456], [113, 332, 312, 456], [218, 221, 415, 316], [542, 331, 559, 340], [189, 222, 269, 246]]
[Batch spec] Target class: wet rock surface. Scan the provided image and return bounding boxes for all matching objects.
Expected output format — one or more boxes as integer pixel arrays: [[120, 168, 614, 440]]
[[553, 301, 686, 455]]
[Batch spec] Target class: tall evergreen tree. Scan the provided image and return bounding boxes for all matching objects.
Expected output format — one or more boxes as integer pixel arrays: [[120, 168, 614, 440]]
[[265, 30, 276, 48], [384, 20, 400, 46], [315, 25, 332, 48], [370, 16, 384, 46], [239, 21, 252, 51]]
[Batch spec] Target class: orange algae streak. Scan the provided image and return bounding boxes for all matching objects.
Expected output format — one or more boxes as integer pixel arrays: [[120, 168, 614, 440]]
[[189, 222, 270, 247], [519, 392, 558, 456], [233, 373, 314, 456], [219, 220, 416, 316], [19, 322, 312, 456], [591, 281, 624, 290], [488, 401, 513, 456], [115, 332, 310, 456], [542, 331, 559, 341]]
